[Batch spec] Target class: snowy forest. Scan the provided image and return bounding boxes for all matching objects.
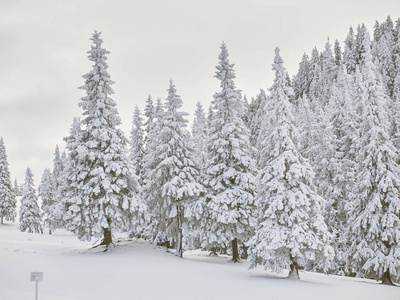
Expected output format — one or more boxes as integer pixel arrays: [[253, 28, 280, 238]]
[[1, 16, 400, 286]]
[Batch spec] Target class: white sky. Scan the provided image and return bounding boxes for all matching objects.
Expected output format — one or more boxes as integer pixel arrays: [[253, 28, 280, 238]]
[[1, 0, 400, 183]]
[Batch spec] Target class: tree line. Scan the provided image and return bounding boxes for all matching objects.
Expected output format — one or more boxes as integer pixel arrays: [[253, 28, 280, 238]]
[[1, 17, 400, 284]]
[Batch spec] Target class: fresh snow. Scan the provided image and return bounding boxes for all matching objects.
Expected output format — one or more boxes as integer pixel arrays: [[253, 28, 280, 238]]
[[1, 223, 399, 300]]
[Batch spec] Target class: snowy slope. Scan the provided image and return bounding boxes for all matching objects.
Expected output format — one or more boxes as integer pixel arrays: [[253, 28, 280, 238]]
[[0, 223, 399, 300]]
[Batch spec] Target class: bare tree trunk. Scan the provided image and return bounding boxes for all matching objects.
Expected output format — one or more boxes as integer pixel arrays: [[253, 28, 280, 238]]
[[288, 255, 300, 279], [49, 221, 52, 235], [0, 216, 3, 224], [176, 205, 183, 258], [232, 238, 239, 262], [381, 270, 394, 285]]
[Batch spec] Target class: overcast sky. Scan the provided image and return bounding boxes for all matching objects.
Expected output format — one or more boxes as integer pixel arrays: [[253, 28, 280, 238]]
[[1, 0, 400, 183]]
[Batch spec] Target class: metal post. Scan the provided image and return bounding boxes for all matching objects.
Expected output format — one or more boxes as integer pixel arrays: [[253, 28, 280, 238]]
[[30, 272, 43, 300], [35, 279, 38, 300]]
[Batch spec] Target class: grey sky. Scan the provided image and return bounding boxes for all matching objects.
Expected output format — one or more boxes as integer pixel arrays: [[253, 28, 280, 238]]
[[1, 0, 400, 183]]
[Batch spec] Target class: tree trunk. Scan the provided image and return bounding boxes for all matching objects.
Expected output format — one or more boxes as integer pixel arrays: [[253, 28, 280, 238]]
[[0, 216, 3, 224], [49, 221, 52, 235], [102, 218, 114, 252], [381, 270, 394, 285], [176, 205, 183, 258], [232, 238, 239, 262], [288, 255, 300, 280], [103, 227, 113, 251]]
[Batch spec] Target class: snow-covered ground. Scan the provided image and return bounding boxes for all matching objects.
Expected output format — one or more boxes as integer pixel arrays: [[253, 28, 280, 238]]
[[0, 223, 398, 300]]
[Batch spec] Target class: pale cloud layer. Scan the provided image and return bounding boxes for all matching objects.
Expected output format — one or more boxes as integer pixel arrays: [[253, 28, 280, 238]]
[[2, 0, 400, 182]]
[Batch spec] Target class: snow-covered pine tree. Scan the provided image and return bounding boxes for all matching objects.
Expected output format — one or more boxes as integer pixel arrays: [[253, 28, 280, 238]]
[[372, 16, 396, 97], [53, 145, 63, 181], [248, 48, 334, 279], [130, 106, 145, 184], [62, 32, 145, 250], [355, 24, 371, 66], [142, 97, 165, 243], [308, 47, 323, 103], [201, 43, 257, 262], [249, 89, 268, 153], [14, 179, 21, 197], [206, 104, 214, 133], [191, 102, 208, 173], [293, 53, 311, 100], [347, 28, 400, 285], [343, 26, 357, 73], [242, 95, 250, 125], [327, 65, 359, 275], [19, 168, 42, 233], [334, 39, 343, 66], [0, 137, 16, 224], [393, 19, 400, 148], [38, 168, 56, 234], [319, 39, 337, 106], [54, 118, 83, 230], [51, 145, 65, 229], [143, 95, 155, 144], [184, 101, 209, 250], [143, 80, 203, 257]]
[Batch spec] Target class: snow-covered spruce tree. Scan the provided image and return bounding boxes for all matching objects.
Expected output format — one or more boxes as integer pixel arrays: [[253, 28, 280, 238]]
[[308, 47, 323, 104], [62, 31, 145, 250], [292, 53, 311, 100], [372, 16, 396, 97], [142, 98, 165, 243], [327, 65, 359, 275], [54, 118, 83, 230], [394, 25, 400, 149], [201, 43, 257, 262], [50, 145, 65, 229], [143, 80, 203, 257], [19, 168, 42, 233], [343, 26, 357, 73], [0, 137, 16, 224], [130, 106, 145, 184], [143, 95, 155, 145], [191, 102, 208, 174], [53, 145, 63, 182], [185, 101, 208, 250], [242, 95, 250, 125], [347, 28, 400, 285], [14, 179, 21, 197], [38, 168, 56, 234], [250, 89, 269, 154], [355, 24, 372, 67], [334, 39, 342, 66], [319, 39, 337, 106], [248, 48, 334, 279]]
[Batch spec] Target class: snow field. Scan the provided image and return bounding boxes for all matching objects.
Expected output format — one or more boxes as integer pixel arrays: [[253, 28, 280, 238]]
[[1, 223, 399, 300]]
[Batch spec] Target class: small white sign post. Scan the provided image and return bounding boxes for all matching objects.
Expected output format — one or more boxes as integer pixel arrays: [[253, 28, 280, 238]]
[[30, 272, 43, 300]]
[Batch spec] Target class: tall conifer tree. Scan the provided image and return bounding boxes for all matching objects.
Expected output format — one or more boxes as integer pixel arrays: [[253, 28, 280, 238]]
[[63, 32, 145, 250], [201, 43, 257, 262], [143, 80, 203, 257], [248, 48, 333, 279], [130, 106, 145, 184], [191, 102, 208, 173], [19, 168, 42, 233], [347, 28, 400, 285], [0, 137, 16, 224], [38, 168, 56, 234]]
